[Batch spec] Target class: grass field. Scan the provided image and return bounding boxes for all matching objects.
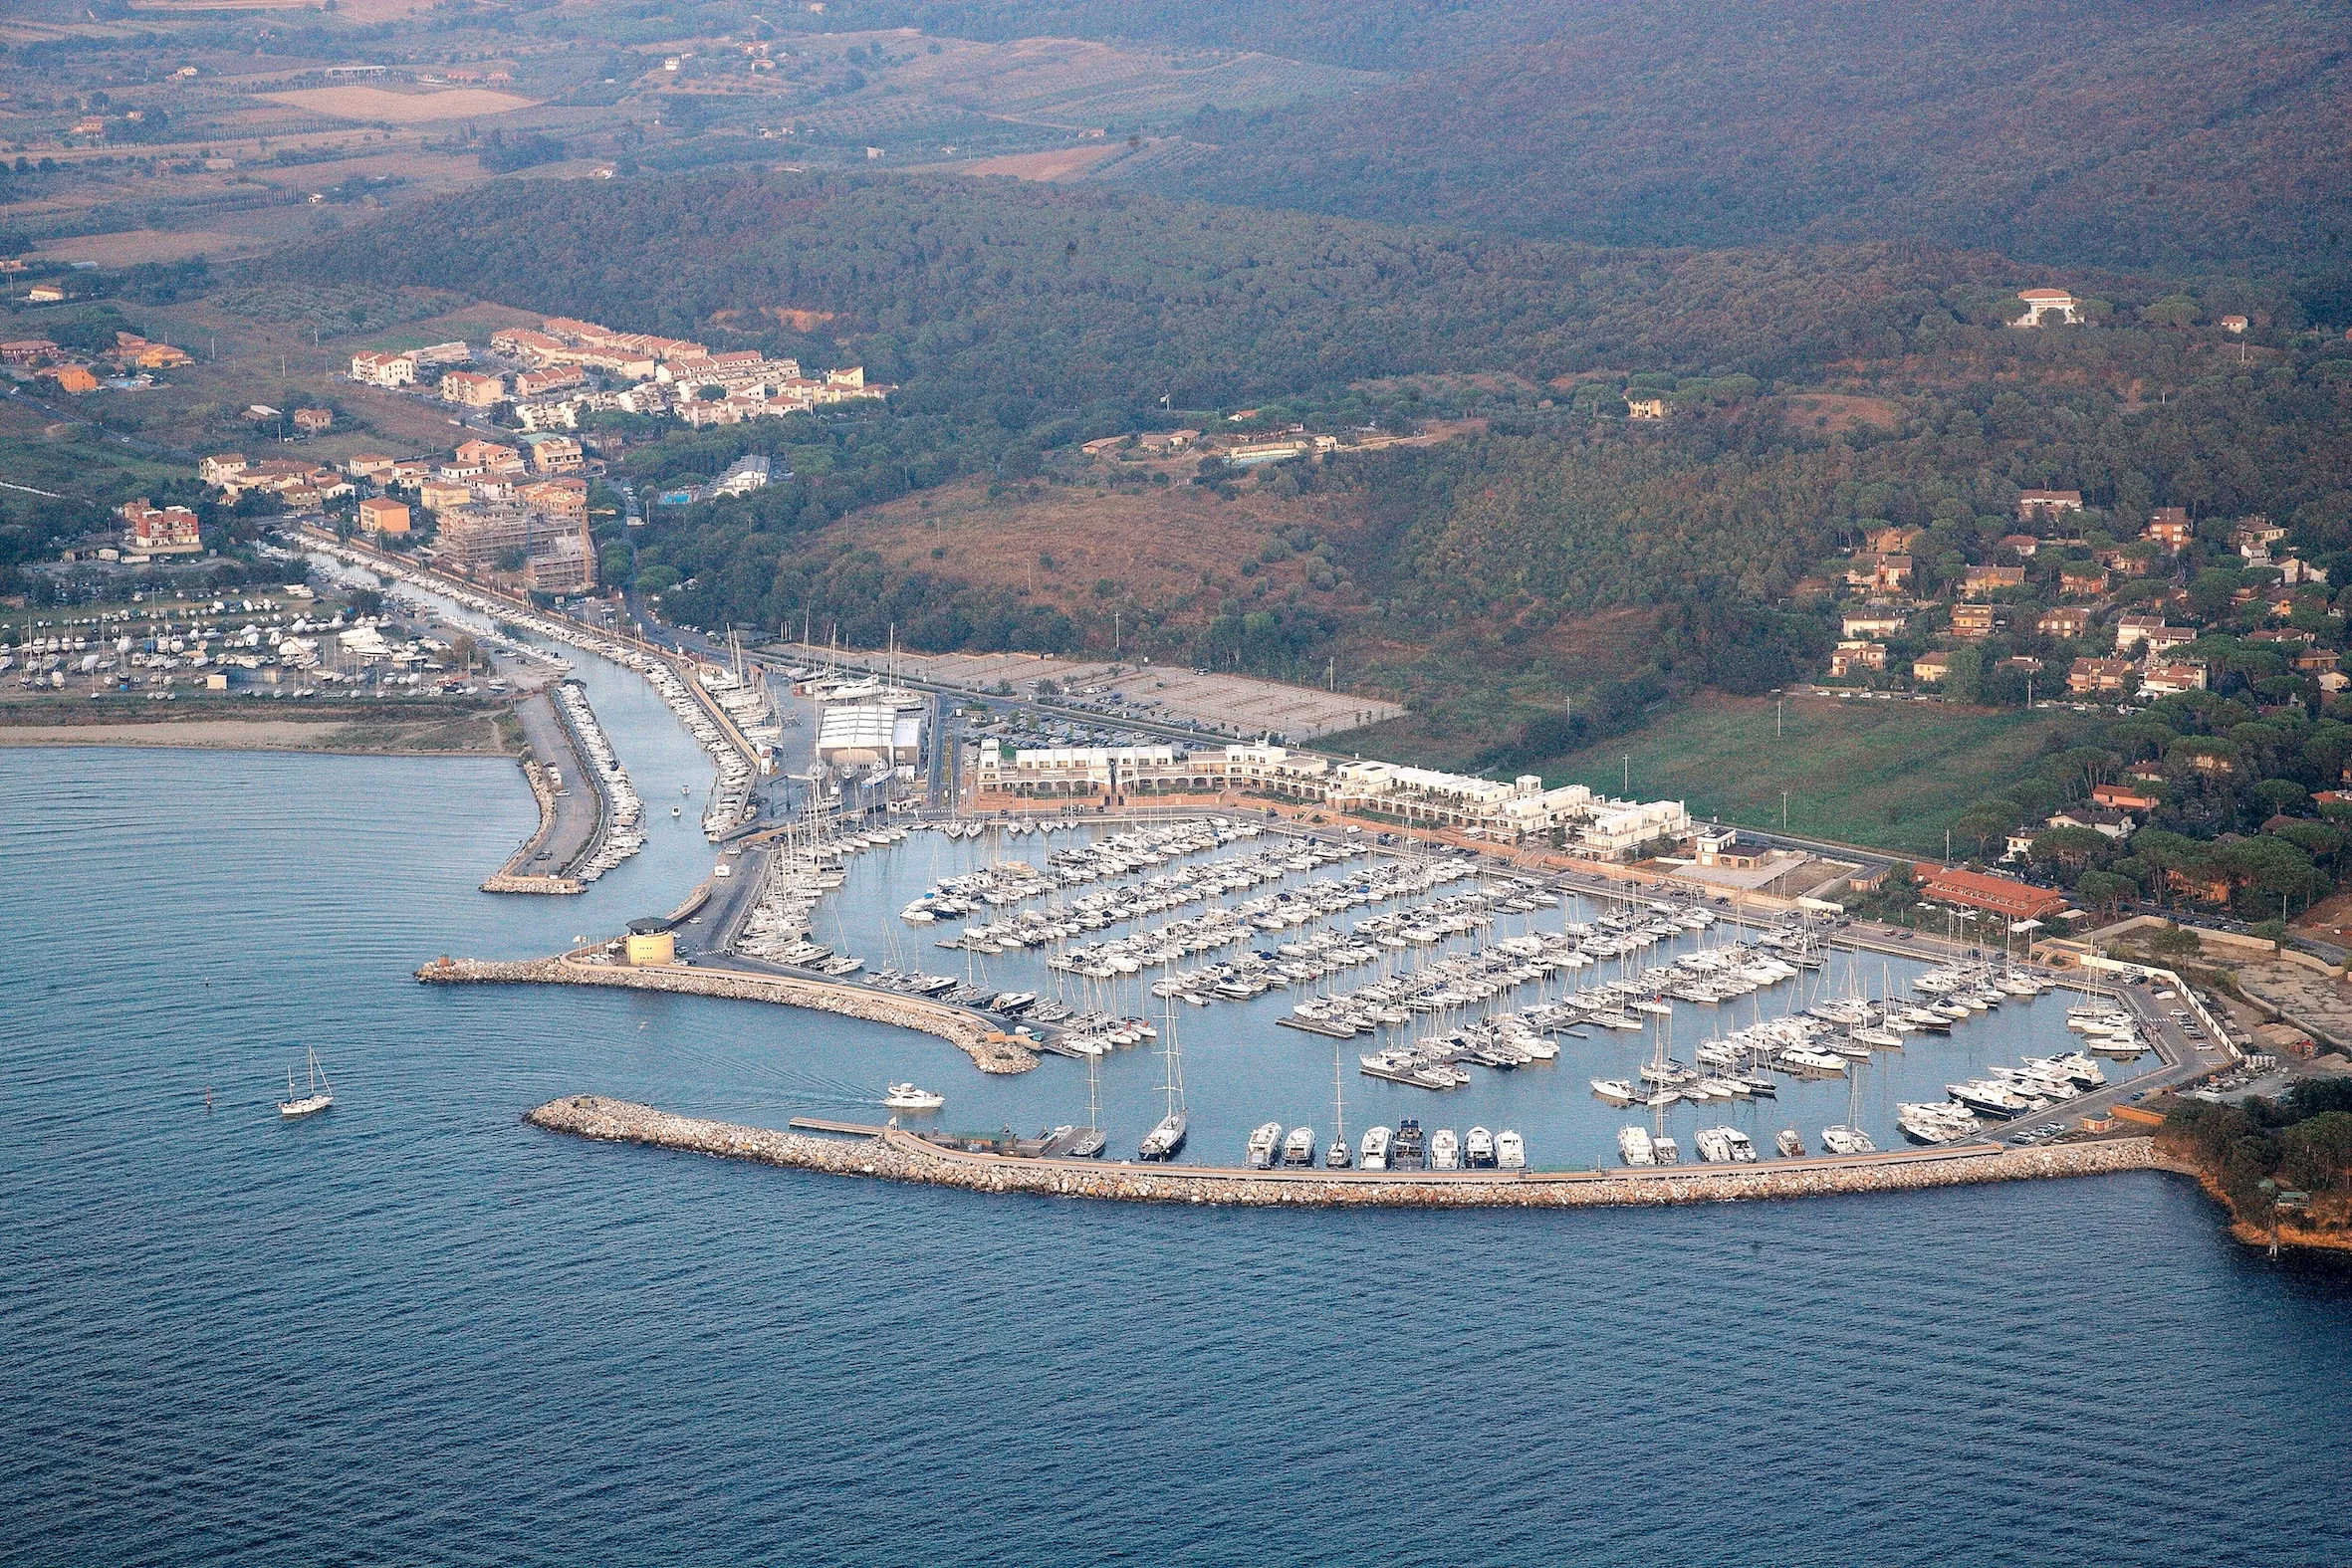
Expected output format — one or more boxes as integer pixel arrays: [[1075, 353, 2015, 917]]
[[266, 87, 537, 124], [1536, 693, 2100, 857]]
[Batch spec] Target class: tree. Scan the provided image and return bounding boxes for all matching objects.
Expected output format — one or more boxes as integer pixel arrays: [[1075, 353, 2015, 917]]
[[1952, 797, 2021, 856], [2074, 870, 2138, 917]]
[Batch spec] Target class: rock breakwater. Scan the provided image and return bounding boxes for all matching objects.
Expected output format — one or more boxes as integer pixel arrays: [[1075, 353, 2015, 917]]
[[525, 1095, 2163, 1208], [421, 955, 1037, 1073]]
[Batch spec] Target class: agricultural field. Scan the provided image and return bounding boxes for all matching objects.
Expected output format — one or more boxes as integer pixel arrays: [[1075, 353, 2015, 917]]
[[262, 87, 540, 125], [1531, 693, 2101, 858]]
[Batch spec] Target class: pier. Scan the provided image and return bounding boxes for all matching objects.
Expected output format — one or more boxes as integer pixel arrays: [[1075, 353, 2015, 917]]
[[526, 1095, 2166, 1208], [480, 690, 602, 894], [417, 953, 1039, 1073]]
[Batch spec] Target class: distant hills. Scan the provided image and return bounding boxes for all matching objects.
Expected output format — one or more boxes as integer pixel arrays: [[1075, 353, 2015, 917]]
[[928, 0, 2350, 276]]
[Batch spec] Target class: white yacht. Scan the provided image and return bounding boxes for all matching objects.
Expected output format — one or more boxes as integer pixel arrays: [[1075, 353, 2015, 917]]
[[278, 1048, 334, 1119], [1246, 1120, 1285, 1170], [1617, 1126, 1655, 1166], [883, 1082, 944, 1111], [1590, 1077, 1637, 1105], [1652, 1135, 1681, 1166], [1496, 1129, 1526, 1170], [1820, 1124, 1878, 1156], [1464, 1126, 1496, 1168], [1359, 1124, 1392, 1171], [1282, 1125, 1317, 1167], [1430, 1128, 1462, 1170]]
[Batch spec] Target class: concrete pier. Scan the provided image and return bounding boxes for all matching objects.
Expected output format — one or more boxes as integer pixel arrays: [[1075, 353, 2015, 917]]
[[419, 954, 1039, 1073], [481, 690, 603, 895], [524, 1095, 2164, 1208]]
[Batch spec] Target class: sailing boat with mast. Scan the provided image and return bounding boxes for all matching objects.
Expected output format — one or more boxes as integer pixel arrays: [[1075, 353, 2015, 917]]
[[1066, 1046, 1107, 1158], [1324, 1038, 1352, 1168], [1820, 1045, 1878, 1155], [1137, 971, 1188, 1160], [278, 1047, 334, 1118]]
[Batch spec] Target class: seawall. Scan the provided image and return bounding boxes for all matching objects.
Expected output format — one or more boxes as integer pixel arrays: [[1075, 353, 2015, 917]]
[[481, 757, 585, 894], [524, 1095, 2164, 1208], [421, 955, 1038, 1073]]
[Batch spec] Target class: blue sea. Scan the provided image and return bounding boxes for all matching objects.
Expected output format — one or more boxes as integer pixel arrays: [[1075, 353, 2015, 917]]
[[5, 647, 2351, 1566]]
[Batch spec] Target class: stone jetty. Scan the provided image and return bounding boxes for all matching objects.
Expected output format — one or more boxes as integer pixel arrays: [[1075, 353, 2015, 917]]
[[525, 1095, 2163, 1209], [421, 955, 1038, 1073], [481, 758, 585, 895]]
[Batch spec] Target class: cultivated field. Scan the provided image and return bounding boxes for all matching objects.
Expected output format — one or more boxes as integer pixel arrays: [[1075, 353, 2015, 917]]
[[266, 87, 537, 123], [1534, 693, 2098, 856], [961, 144, 1128, 180]]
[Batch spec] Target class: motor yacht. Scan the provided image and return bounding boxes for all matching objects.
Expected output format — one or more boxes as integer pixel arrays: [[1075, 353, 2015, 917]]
[[882, 1082, 945, 1111]]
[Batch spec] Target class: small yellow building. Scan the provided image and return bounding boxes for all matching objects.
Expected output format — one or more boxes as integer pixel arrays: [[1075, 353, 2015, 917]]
[[624, 919, 677, 966]]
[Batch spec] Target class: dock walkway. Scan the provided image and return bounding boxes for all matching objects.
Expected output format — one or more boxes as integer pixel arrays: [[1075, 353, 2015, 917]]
[[529, 1095, 2167, 1208], [418, 953, 1038, 1073]]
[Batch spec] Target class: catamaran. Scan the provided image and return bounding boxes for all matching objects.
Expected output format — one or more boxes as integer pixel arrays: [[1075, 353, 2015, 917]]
[[278, 1048, 334, 1118]]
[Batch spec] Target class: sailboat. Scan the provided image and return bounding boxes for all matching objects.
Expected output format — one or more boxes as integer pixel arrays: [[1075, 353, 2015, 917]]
[[1065, 1046, 1107, 1158], [1137, 973, 1188, 1160], [1325, 1037, 1352, 1168], [278, 1048, 334, 1118], [1820, 1041, 1878, 1155]]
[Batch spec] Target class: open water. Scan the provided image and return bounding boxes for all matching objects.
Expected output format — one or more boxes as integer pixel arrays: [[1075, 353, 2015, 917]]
[[5, 642, 2351, 1566]]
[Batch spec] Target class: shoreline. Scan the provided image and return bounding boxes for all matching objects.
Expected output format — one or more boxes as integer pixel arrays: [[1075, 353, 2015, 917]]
[[525, 1094, 2167, 1208], [0, 715, 513, 758]]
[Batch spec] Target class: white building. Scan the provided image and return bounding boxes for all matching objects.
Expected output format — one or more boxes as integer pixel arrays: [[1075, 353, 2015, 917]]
[[817, 704, 924, 769]]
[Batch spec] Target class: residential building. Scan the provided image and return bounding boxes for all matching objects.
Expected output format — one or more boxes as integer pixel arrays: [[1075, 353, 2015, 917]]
[[1692, 826, 1770, 869], [1828, 640, 1886, 677], [2115, 612, 2167, 651], [53, 365, 99, 394], [408, 341, 474, 368], [2140, 662, 2209, 696], [0, 338, 58, 366], [120, 499, 202, 555], [1840, 610, 1907, 638], [440, 370, 505, 408], [2035, 607, 2090, 639], [2017, 489, 2084, 519], [357, 497, 411, 535], [350, 350, 415, 388], [1998, 533, 2041, 558], [1626, 397, 1666, 420], [528, 436, 584, 473], [1912, 651, 1952, 683], [514, 364, 585, 399], [2092, 783, 2159, 811], [2143, 509, 2193, 550], [1951, 602, 1996, 639], [451, 438, 524, 474], [2014, 289, 2080, 328], [344, 452, 398, 479], [292, 407, 333, 435], [519, 478, 588, 523], [2049, 803, 2133, 839], [1964, 564, 2024, 594], [198, 454, 249, 487], [419, 479, 473, 512], [2221, 315, 2249, 335], [1919, 864, 2070, 920], [2068, 657, 2134, 695], [2143, 624, 2196, 656], [2060, 564, 2110, 597]]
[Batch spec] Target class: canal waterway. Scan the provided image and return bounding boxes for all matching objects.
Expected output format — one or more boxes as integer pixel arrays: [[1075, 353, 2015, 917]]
[[5, 643, 2351, 1564]]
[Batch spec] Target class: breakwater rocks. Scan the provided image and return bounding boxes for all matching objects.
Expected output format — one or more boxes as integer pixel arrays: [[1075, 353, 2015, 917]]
[[421, 955, 1038, 1073], [525, 1095, 2163, 1208], [482, 759, 583, 894]]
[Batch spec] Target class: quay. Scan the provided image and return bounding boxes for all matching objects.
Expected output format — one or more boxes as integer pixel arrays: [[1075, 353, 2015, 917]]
[[481, 690, 603, 894], [417, 952, 1039, 1073], [527, 1095, 2167, 1208]]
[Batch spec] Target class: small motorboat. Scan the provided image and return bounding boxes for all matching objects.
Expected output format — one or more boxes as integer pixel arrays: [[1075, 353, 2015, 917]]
[[883, 1082, 945, 1111]]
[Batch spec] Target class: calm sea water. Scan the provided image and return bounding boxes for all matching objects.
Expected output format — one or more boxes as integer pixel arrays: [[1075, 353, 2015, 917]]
[[5, 663, 2351, 1565]]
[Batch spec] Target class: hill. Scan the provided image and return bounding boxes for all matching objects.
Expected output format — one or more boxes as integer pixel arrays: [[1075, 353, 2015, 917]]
[[1143, 0, 2352, 278]]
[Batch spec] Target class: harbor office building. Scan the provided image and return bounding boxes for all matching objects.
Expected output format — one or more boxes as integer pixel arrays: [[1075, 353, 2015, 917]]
[[973, 741, 1691, 855]]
